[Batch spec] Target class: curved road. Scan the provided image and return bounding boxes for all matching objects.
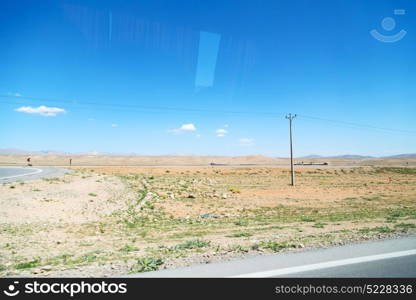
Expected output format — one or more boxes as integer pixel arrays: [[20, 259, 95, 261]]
[[0, 166, 69, 183]]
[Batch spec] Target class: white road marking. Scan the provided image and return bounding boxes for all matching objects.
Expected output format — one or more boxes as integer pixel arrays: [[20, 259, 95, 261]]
[[0, 167, 42, 180], [233, 249, 416, 277]]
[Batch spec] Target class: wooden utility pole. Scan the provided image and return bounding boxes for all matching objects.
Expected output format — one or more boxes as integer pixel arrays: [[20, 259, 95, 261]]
[[285, 113, 297, 186]]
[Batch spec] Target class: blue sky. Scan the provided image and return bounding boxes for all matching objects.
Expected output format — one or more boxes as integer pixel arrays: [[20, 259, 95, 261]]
[[0, 0, 415, 157]]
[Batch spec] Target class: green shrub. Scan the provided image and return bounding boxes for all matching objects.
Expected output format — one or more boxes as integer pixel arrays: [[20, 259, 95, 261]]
[[15, 258, 41, 270], [234, 219, 248, 226], [227, 232, 253, 238], [130, 257, 163, 273], [260, 241, 296, 252], [228, 187, 241, 194], [394, 223, 416, 229], [170, 239, 210, 251], [119, 244, 139, 252]]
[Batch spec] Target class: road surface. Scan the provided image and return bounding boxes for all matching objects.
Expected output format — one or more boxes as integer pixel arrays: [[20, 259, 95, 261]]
[[129, 235, 416, 277], [0, 166, 69, 183]]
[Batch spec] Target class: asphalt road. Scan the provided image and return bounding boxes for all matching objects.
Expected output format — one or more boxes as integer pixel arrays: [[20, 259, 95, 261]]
[[129, 235, 416, 277], [0, 166, 69, 183]]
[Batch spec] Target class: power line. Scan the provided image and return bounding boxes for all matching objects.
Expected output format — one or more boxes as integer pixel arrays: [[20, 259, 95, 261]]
[[1, 94, 415, 135], [0, 94, 284, 117], [297, 114, 416, 135]]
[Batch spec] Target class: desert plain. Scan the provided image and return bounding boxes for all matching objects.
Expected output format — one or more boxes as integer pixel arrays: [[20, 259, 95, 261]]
[[0, 155, 415, 277]]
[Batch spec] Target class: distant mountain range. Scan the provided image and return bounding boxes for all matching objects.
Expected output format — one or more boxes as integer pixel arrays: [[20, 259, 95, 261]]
[[299, 154, 416, 159], [383, 153, 416, 158], [0, 148, 68, 155], [0, 148, 103, 156], [0, 148, 415, 158]]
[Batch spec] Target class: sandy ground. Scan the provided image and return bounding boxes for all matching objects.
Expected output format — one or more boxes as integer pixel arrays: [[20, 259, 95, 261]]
[[0, 172, 134, 224], [0, 165, 415, 277], [88, 166, 416, 217]]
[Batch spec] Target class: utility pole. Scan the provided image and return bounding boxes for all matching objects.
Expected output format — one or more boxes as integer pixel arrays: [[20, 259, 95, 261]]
[[285, 113, 297, 186]]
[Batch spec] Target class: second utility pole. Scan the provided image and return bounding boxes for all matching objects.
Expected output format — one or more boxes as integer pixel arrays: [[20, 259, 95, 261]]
[[286, 113, 297, 186]]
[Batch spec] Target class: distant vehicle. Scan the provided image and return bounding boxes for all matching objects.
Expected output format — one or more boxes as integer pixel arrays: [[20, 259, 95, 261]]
[[210, 162, 226, 166]]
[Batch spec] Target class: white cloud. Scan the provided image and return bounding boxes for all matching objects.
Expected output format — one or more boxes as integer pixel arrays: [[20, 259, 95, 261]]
[[239, 138, 255, 146], [215, 128, 228, 137], [111, 123, 118, 128], [168, 123, 197, 134], [180, 124, 196, 131], [15, 105, 66, 117]]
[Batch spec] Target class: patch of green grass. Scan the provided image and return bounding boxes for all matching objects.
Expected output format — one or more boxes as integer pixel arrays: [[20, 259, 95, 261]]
[[79, 253, 98, 263], [358, 226, 394, 234], [375, 167, 416, 175], [227, 232, 253, 238], [394, 223, 416, 229], [47, 253, 74, 265], [130, 257, 163, 273], [67, 251, 102, 265], [32, 188, 41, 192], [260, 241, 297, 252], [228, 245, 249, 253], [9, 185, 15, 189], [300, 216, 315, 222], [253, 225, 284, 231], [385, 216, 398, 223], [167, 231, 208, 239], [170, 239, 210, 251], [119, 244, 139, 252], [234, 219, 248, 226], [385, 209, 415, 224], [14, 258, 41, 270], [143, 201, 155, 210], [42, 198, 56, 202], [42, 177, 63, 183], [361, 196, 380, 201], [312, 222, 327, 228], [78, 242, 94, 247], [88, 193, 97, 197], [375, 226, 394, 233], [251, 243, 260, 250], [389, 211, 409, 218]]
